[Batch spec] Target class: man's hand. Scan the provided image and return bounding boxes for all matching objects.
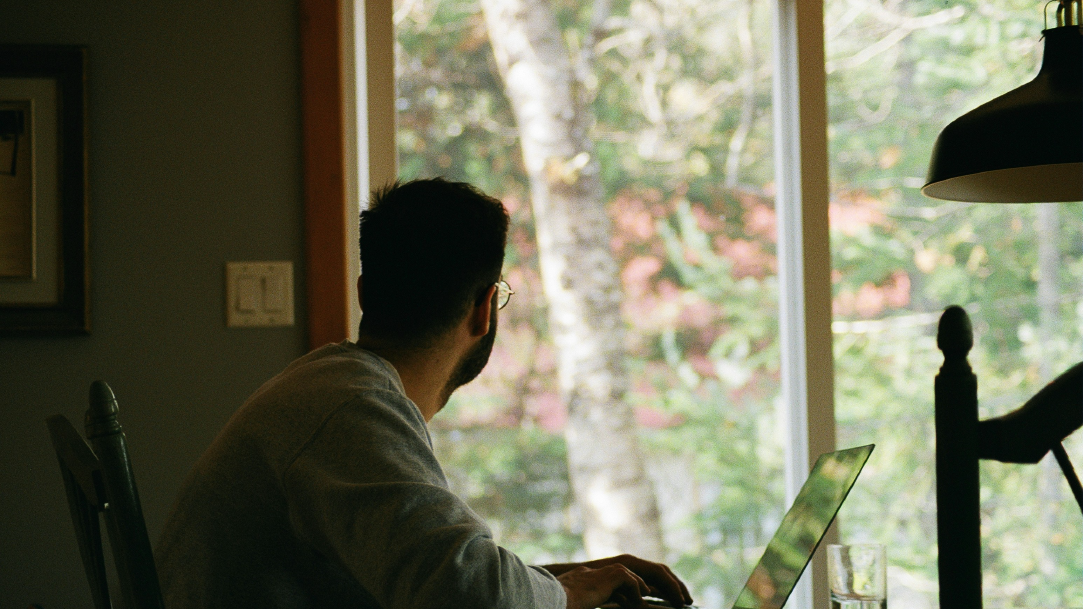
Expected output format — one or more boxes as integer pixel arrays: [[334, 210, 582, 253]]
[[556, 564, 650, 609], [546, 554, 693, 609]]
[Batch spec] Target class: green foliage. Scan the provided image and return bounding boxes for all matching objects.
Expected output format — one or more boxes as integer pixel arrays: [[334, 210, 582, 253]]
[[395, 0, 1083, 606], [827, 2, 1083, 606], [430, 424, 583, 562]]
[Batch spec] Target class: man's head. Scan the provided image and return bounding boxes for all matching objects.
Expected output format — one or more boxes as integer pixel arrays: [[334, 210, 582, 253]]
[[358, 178, 509, 352]]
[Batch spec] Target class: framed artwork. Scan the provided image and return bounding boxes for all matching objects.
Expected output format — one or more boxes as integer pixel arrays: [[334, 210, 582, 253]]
[[0, 45, 89, 334]]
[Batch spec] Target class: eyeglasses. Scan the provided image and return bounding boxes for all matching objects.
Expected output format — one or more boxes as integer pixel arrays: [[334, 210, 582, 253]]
[[496, 279, 514, 310]]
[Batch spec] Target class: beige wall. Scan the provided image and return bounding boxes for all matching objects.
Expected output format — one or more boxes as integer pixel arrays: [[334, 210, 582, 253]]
[[0, 2, 307, 606]]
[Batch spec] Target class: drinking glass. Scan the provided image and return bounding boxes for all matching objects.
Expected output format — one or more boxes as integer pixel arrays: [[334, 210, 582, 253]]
[[827, 543, 886, 609]]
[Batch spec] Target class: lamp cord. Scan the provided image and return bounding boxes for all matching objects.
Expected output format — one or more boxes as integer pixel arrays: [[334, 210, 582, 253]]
[[1051, 442, 1083, 516]]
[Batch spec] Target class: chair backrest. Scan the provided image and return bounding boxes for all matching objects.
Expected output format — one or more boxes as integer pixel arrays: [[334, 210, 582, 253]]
[[47, 380, 164, 609], [934, 306, 1083, 609]]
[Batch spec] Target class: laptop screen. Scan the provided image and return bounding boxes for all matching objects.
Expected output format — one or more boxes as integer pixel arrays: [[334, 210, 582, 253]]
[[731, 444, 874, 609]]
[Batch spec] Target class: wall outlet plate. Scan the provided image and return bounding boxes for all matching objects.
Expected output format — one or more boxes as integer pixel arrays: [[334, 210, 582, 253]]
[[225, 261, 294, 327]]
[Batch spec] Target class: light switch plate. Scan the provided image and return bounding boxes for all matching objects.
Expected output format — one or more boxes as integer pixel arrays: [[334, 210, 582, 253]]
[[226, 261, 295, 327]]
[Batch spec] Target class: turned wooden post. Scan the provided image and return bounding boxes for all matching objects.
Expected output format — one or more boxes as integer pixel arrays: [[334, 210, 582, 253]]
[[935, 306, 982, 608], [85, 381, 164, 609]]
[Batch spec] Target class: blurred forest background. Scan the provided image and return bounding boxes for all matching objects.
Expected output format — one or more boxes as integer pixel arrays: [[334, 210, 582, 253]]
[[391, 0, 1083, 606]]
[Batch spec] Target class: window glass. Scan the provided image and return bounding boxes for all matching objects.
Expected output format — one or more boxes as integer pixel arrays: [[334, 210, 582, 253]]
[[826, 2, 1083, 607], [396, 0, 783, 606]]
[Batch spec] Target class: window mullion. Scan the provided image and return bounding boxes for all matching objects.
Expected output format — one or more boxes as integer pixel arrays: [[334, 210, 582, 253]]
[[346, 0, 397, 340], [772, 1, 835, 609]]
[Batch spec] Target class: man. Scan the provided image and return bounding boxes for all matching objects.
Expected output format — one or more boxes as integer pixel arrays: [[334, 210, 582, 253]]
[[156, 178, 693, 609]]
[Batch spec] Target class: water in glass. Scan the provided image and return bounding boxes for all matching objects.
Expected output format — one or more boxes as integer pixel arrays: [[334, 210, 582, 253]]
[[830, 592, 886, 609]]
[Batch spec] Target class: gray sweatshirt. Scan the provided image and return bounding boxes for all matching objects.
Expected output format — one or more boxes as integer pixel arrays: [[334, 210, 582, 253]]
[[156, 341, 566, 609]]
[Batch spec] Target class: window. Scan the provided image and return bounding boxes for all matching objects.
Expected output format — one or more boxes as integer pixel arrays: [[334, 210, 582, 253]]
[[826, 2, 1083, 607], [336, 0, 1083, 607], [395, 0, 788, 606]]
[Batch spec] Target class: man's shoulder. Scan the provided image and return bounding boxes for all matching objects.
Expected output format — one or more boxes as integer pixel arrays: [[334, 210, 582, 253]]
[[248, 344, 439, 483], [252, 341, 404, 405], [286, 341, 399, 385], [199, 342, 423, 479]]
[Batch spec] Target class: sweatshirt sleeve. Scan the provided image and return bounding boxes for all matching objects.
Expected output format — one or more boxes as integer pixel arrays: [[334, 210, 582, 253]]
[[281, 389, 566, 609]]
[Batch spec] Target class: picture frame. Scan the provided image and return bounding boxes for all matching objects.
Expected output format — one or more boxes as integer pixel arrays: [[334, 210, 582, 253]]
[[0, 45, 89, 335]]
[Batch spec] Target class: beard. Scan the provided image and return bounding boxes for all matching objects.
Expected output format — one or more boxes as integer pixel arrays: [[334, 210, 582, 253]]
[[442, 306, 498, 402]]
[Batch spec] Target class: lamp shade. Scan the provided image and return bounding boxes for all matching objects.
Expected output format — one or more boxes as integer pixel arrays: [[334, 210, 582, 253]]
[[923, 26, 1083, 203]]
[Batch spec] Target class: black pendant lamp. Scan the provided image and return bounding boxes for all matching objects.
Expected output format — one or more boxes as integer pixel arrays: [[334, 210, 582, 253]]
[[923, 0, 1083, 203]]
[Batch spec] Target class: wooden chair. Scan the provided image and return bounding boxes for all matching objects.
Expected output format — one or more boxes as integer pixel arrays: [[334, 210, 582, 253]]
[[934, 306, 1082, 609], [46, 380, 164, 609]]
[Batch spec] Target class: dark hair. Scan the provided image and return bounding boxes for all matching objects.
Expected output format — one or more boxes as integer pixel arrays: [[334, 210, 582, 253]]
[[358, 177, 509, 346]]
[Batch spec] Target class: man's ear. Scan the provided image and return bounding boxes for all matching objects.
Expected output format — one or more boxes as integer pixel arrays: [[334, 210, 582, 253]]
[[469, 284, 497, 337]]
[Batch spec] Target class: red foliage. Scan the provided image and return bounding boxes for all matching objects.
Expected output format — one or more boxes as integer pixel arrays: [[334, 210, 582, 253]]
[[687, 354, 715, 378], [528, 392, 566, 432], [737, 191, 777, 242], [833, 270, 911, 318], [611, 194, 657, 243], [689, 203, 724, 233], [829, 191, 890, 236], [713, 236, 776, 278], [621, 255, 664, 297], [634, 406, 686, 429], [678, 298, 715, 329]]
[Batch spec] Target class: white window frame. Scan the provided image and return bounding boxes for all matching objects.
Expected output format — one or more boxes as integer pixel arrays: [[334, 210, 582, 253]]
[[772, 2, 835, 608], [343, 0, 398, 340]]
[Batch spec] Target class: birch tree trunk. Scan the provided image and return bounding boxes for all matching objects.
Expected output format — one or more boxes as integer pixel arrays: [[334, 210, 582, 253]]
[[479, 0, 664, 560]]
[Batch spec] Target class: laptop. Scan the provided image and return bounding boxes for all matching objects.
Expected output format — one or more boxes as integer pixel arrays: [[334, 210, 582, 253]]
[[636, 444, 875, 609]]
